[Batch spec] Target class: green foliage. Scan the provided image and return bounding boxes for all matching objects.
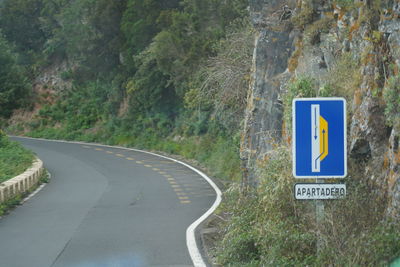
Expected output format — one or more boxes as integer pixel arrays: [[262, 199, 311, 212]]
[[214, 146, 400, 266], [215, 147, 316, 266], [0, 0, 46, 53], [187, 18, 253, 132], [283, 76, 317, 131], [283, 76, 339, 132], [0, 195, 22, 216], [126, 49, 177, 114], [34, 80, 121, 137], [0, 134, 34, 183], [121, 0, 178, 65], [0, 34, 31, 118], [384, 75, 400, 131], [46, 0, 125, 76], [3, 0, 247, 188]]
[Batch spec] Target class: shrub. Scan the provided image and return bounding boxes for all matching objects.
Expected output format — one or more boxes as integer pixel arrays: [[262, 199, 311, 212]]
[[0, 135, 34, 183], [214, 145, 400, 266], [383, 75, 400, 131], [215, 147, 316, 266], [0, 33, 31, 118], [283, 76, 317, 132]]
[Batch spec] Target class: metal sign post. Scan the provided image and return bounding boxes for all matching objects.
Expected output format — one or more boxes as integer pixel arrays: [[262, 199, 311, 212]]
[[316, 178, 324, 253]]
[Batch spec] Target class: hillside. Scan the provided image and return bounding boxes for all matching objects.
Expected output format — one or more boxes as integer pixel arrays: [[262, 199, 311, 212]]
[[1, 0, 250, 182], [0, 0, 399, 266]]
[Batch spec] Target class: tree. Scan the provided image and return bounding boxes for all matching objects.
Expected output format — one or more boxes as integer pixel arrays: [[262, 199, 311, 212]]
[[120, 0, 180, 72], [0, 0, 46, 53], [0, 34, 31, 118]]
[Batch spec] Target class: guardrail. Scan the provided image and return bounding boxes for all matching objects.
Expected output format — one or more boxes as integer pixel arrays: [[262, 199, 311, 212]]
[[0, 158, 43, 203]]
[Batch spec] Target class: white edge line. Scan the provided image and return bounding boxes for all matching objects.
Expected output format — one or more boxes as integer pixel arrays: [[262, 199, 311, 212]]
[[11, 136, 221, 267]]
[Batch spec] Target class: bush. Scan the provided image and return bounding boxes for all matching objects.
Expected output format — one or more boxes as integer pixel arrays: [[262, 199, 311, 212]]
[[383, 75, 400, 131], [283, 76, 317, 132], [0, 33, 31, 118], [0, 134, 34, 183], [214, 146, 400, 266], [215, 147, 316, 266]]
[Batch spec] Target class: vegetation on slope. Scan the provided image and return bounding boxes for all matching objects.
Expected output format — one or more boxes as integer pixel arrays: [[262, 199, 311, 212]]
[[0, 33, 31, 118], [1, 0, 399, 266], [210, 71, 400, 265], [0, 131, 34, 183], [213, 146, 400, 266], [0, 0, 251, 181]]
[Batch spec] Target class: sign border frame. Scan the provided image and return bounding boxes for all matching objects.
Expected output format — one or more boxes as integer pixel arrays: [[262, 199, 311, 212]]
[[292, 97, 347, 179]]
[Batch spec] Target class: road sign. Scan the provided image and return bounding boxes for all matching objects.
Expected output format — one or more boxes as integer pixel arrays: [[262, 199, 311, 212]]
[[294, 183, 346, 200], [292, 98, 347, 178]]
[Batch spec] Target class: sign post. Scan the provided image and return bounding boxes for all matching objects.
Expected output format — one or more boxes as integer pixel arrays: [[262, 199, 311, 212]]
[[292, 97, 347, 252]]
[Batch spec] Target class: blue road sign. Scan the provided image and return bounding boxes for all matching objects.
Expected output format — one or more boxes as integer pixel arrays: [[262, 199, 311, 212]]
[[292, 98, 347, 178]]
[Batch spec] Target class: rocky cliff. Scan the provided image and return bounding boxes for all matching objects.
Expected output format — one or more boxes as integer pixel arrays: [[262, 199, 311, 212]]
[[241, 0, 400, 218]]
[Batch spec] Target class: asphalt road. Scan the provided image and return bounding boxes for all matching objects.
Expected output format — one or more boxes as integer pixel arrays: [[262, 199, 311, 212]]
[[0, 137, 216, 267]]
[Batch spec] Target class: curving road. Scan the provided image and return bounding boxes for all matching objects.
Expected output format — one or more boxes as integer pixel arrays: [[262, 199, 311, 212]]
[[0, 137, 216, 267]]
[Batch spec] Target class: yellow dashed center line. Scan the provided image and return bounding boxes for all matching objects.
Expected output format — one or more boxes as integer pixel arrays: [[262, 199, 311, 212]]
[[84, 147, 204, 205]]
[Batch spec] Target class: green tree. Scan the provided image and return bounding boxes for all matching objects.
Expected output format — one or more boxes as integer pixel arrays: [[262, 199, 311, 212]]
[[0, 0, 46, 51], [41, 0, 126, 79], [139, 0, 248, 97], [0, 34, 31, 118], [120, 0, 180, 72]]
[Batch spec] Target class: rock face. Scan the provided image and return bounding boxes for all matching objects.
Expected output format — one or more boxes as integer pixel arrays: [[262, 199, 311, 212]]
[[241, 0, 296, 187], [242, 0, 400, 217]]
